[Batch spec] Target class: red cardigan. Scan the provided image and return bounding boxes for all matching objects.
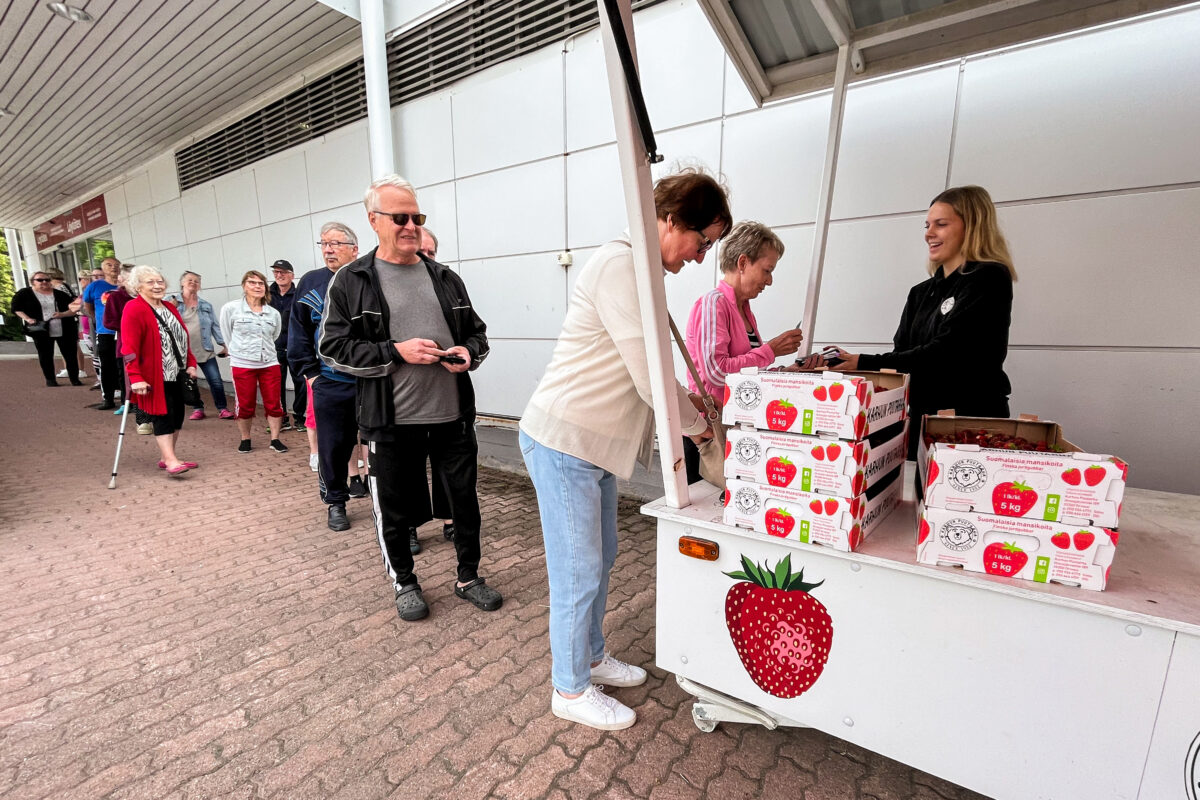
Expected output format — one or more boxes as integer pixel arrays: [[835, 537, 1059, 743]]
[[121, 296, 197, 415]]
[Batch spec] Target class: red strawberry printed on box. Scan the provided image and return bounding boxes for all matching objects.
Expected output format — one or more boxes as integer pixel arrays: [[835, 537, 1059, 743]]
[[765, 456, 798, 487], [1084, 465, 1106, 487], [764, 507, 796, 537], [983, 541, 1029, 576], [828, 382, 844, 402], [724, 554, 834, 699], [991, 480, 1038, 516], [1072, 530, 1095, 550], [1051, 532, 1071, 549], [812, 386, 828, 402], [766, 399, 799, 431]]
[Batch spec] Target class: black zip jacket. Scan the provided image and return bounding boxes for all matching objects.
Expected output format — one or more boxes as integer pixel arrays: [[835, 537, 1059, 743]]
[[857, 261, 1012, 422], [317, 248, 489, 440]]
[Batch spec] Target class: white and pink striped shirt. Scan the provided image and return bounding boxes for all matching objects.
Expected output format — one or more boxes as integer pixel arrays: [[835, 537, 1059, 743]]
[[685, 280, 776, 398]]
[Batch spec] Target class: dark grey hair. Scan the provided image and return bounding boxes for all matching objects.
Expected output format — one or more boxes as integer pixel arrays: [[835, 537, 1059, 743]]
[[718, 221, 785, 274]]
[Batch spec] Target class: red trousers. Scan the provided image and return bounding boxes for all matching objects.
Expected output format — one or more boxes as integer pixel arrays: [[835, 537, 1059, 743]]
[[232, 365, 285, 420]]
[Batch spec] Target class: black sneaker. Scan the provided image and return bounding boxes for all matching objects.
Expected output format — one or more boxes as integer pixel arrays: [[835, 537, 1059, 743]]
[[347, 476, 368, 498], [237, 439, 252, 454], [408, 527, 421, 555], [394, 583, 429, 621], [268, 439, 289, 453], [328, 504, 350, 531], [280, 416, 294, 431], [97, 399, 116, 410], [442, 523, 456, 542]]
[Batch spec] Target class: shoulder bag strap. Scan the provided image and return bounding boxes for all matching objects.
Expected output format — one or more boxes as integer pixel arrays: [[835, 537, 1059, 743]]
[[152, 307, 187, 371], [667, 313, 719, 425]]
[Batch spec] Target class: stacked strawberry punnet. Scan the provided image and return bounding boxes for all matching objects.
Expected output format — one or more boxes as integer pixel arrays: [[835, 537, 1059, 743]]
[[721, 368, 909, 551]]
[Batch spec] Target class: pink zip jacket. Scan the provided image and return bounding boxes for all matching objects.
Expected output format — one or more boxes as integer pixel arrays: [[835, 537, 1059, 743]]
[[685, 280, 776, 399]]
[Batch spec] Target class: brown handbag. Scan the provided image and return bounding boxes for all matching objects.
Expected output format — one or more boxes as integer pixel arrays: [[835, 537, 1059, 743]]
[[667, 314, 726, 490]]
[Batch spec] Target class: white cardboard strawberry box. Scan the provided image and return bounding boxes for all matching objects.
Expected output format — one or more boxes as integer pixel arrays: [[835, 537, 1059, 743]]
[[721, 368, 908, 441], [917, 504, 1119, 591], [724, 420, 907, 497], [918, 415, 1128, 528], [723, 468, 903, 552]]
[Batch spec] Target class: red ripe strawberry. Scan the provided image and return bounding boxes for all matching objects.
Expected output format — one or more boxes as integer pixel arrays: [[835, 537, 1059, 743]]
[[1072, 530, 1095, 550], [927, 459, 940, 487], [809, 500, 824, 515], [812, 385, 828, 402], [823, 498, 838, 516], [764, 507, 795, 537], [1061, 468, 1081, 486], [991, 480, 1038, 516], [828, 382, 844, 402], [825, 443, 841, 461], [766, 399, 798, 431], [983, 541, 1029, 577], [724, 555, 834, 699], [1051, 532, 1070, 549], [811, 446, 825, 461], [765, 456, 797, 487], [918, 517, 931, 545], [1083, 465, 1106, 487]]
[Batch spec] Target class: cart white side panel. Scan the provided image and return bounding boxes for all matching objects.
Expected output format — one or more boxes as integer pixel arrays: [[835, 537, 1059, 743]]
[[655, 520, 1173, 800], [1139, 632, 1200, 800]]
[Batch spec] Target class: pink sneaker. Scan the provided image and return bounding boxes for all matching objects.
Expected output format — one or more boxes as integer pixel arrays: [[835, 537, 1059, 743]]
[[189, 409, 205, 421], [218, 409, 235, 420]]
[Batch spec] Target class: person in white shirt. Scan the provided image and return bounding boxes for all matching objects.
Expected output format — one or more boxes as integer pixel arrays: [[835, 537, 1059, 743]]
[[219, 270, 287, 454]]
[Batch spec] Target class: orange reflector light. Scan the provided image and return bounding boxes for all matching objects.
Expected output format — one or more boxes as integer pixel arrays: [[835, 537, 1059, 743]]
[[679, 536, 719, 561]]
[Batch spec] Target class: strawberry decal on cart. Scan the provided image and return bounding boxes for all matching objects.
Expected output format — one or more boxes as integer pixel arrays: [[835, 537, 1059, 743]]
[[724, 554, 833, 699]]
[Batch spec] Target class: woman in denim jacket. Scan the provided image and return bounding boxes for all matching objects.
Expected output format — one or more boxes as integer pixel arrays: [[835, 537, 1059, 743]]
[[220, 270, 287, 454], [168, 271, 232, 420]]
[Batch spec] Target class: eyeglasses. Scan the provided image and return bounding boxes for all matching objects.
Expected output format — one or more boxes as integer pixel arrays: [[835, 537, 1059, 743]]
[[316, 240, 354, 249], [142, 279, 167, 286], [691, 228, 714, 255], [32, 277, 51, 282], [370, 210, 426, 227]]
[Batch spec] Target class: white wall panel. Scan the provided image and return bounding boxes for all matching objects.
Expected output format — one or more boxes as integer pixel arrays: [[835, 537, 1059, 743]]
[[832, 66, 958, 219], [1007, 349, 1200, 494], [452, 49, 564, 177], [456, 158, 564, 259], [109, 219, 132, 263], [1003, 188, 1200, 348], [417, 182, 458, 264], [123, 172, 153, 216], [724, 58, 758, 116], [128, 209, 159, 257], [156, 246, 191, 289], [651, 121, 723, 183], [565, 245, 599, 303], [471, 339, 558, 418], [181, 185, 221, 242], [952, 10, 1200, 200], [135, 251, 160, 269], [306, 123, 371, 213], [308, 203, 372, 265], [393, 91, 454, 188], [460, 253, 566, 340], [213, 171, 260, 234], [637, 1, 725, 133], [566, 145, 624, 250], [152, 199, 186, 251], [186, 239, 225, 289], [254, 151, 310, 226], [721, 95, 831, 227], [563, 29, 614, 152], [220, 229, 265, 288], [104, 185, 127, 222], [260, 217, 316, 275], [147, 156, 180, 206]]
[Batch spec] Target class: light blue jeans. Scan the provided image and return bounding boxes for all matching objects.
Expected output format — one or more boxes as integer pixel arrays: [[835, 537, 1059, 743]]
[[520, 430, 618, 694]]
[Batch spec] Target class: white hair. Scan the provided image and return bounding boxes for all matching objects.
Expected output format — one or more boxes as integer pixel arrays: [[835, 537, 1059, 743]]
[[320, 221, 358, 246], [126, 265, 163, 294], [363, 174, 417, 212]]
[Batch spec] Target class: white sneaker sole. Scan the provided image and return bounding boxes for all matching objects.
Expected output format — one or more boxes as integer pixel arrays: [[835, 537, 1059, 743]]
[[590, 672, 647, 688], [551, 703, 636, 730]]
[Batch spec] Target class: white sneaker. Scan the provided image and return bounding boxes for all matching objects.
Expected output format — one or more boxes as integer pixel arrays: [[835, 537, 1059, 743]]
[[136, 423, 153, 435], [590, 654, 647, 688], [56, 368, 69, 378], [309, 453, 319, 472], [551, 685, 635, 730]]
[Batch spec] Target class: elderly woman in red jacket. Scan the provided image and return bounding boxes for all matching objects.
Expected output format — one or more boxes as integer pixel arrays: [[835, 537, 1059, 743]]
[[121, 265, 199, 476]]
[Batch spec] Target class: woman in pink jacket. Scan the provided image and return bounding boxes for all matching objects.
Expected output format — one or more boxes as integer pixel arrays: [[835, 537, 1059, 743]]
[[683, 220, 805, 483]]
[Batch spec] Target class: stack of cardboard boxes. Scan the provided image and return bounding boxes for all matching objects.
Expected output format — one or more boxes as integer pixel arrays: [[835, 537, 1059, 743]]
[[720, 368, 909, 551]]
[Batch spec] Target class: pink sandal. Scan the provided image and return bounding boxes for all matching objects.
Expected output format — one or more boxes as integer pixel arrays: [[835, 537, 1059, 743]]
[[159, 461, 199, 470]]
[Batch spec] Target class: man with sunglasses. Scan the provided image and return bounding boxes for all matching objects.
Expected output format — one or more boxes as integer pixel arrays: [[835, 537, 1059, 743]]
[[320, 174, 500, 623]]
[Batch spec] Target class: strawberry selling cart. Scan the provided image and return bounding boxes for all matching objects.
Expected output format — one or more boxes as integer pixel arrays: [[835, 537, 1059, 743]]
[[594, 2, 1200, 798]]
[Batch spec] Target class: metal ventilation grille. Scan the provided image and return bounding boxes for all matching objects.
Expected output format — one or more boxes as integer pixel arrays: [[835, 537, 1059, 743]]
[[177, 0, 661, 191]]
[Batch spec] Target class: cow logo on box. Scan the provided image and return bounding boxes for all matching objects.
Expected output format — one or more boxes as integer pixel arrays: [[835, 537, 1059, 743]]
[[732, 380, 762, 410], [734, 487, 761, 515], [947, 459, 987, 493], [940, 296, 955, 315], [1186, 730, 1200, 800], [938, 518, 979, 551], [733, 437, 761, 466]]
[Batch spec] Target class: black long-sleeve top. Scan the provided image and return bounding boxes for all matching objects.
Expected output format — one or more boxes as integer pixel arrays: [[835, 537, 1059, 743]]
[[857, 261, 1013, 423]]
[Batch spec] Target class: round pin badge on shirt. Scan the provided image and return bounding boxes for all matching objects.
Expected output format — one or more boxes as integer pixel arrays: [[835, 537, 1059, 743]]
[[940, 297, 955, 315]]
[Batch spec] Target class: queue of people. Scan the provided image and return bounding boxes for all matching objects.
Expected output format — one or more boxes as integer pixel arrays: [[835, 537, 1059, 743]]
[[9, 170, 1015, 735]]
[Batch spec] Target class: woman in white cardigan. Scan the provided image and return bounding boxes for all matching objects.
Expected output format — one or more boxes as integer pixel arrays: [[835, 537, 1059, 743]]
[[519, 169, 732, 730]]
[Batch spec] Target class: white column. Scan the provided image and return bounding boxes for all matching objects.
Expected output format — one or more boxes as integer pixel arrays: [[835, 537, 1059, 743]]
[[20, 229, 42, 277], [597, 0, 690, 509], [360, 0, 395, 178], [5, 228, 26, 289]]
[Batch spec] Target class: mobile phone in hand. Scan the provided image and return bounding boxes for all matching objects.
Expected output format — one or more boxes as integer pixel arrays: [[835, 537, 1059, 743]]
[[439, 354, 466, 365]]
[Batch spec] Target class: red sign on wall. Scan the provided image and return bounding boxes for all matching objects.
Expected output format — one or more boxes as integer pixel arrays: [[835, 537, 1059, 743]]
[[34, 195, 109, 250]]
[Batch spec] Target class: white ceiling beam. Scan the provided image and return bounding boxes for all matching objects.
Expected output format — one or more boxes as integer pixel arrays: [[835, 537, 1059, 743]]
[[695, 0, 771, 106], [855, 0, 1044, 50]]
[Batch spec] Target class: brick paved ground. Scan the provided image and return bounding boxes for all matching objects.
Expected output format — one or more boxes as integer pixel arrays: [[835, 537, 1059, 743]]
[[0, 358, 989, 800]]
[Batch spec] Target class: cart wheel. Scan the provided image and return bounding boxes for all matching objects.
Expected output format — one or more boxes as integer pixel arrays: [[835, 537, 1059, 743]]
[[692, 705, 717, 733]]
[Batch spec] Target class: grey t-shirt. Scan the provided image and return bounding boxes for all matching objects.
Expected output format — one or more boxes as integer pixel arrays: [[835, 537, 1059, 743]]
[[375, 257, 460, 423]]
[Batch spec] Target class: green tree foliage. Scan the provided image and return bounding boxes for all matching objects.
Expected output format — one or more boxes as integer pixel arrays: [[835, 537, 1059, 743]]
[[0, 235, 21, 341]]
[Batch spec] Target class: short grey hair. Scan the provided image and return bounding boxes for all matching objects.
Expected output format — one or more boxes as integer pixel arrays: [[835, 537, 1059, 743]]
[[718, 220, 785, 274], [127, 265, 164, 294], [320, 221, 358, 246], [180, 270, 202, 286], [364, 174, 417, 212]]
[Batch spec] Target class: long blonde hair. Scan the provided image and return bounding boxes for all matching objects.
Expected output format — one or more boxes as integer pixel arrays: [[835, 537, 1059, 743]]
[[928, 185, 1017, 281]]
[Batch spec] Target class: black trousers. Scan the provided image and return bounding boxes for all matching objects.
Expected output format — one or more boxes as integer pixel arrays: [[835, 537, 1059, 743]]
[[149, 380, 186, 436], [33, 334, 79, 383], [276, 347, 307, 423], [313, 377, 358, 506], [367, 419, 482, 588], [96, 333, 122, 402]]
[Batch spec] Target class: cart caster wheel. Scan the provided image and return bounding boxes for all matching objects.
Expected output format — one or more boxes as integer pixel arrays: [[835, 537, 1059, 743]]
[[692, 705, 718, 732]]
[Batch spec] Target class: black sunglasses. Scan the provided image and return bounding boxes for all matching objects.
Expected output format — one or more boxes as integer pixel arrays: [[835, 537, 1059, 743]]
[[33, 277, 52, 282], [371, 210, 426, 227]]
